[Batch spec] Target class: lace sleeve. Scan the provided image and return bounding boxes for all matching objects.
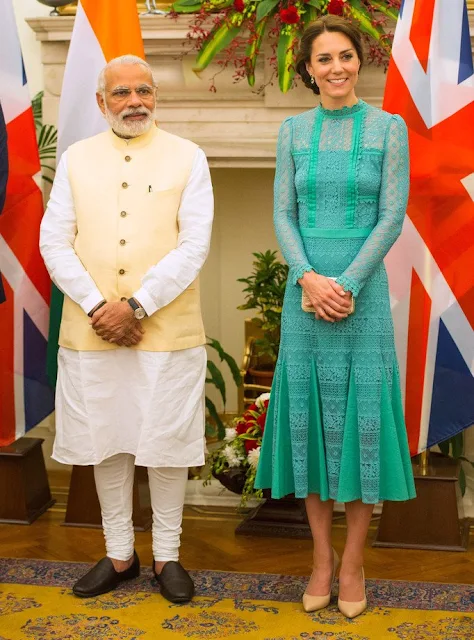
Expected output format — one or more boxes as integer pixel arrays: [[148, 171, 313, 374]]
[[274, 117, 314, 286], [336, 115, 409, 297]]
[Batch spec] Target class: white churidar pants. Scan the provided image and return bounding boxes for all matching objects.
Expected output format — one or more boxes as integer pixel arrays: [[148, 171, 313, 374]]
[[94, 453, 188, 561]]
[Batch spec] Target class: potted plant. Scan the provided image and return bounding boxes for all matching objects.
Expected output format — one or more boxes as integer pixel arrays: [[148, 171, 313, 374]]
[[205, 391, 270, 505], [238, 250, 288, 385]]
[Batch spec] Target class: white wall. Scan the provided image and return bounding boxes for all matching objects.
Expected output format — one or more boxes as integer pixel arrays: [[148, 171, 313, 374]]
[[13, 0, 50, 97]]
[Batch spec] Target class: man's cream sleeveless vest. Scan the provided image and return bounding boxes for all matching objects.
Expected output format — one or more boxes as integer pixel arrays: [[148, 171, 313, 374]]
[[59, 125, 206, 352]]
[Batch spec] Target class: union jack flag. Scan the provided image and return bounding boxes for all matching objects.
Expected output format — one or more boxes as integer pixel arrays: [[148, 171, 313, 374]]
[[384, 0, 474, 455], [0, 0, 54, 446]]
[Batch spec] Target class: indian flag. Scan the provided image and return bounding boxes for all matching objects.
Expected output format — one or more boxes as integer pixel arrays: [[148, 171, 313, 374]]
[[47, 0, 145, 384]]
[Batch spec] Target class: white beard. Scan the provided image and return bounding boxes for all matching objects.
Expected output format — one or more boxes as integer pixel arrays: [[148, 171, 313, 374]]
[[104, 104, 156, 139]]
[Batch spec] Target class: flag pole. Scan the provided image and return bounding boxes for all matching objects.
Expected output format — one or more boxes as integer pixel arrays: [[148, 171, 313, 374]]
[[420, 448, 430, 476]]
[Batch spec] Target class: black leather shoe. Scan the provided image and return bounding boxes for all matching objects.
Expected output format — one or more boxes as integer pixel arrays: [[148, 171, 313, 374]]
[[153, 560, 194, 603], [73, 551, 140, 598]]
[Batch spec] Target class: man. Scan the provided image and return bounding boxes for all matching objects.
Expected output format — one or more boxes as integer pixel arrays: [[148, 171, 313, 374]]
[[0, 102, 8, 303], [40, 55, 213, 603]]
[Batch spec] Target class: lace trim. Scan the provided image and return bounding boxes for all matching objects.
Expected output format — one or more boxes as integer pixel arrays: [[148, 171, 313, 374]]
[[318, 100, 367, 118], [335, 275, 361, 297], [293, 264, 314, 285], [346, 110, 363, 228]]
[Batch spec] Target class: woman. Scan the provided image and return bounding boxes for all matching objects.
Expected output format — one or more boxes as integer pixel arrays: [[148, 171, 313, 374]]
[[255, 15, 416, 619]]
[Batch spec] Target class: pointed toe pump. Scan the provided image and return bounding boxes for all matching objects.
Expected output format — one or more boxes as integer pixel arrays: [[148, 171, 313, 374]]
[[302, 549, 339, 613], [337, 568, 367, 619]]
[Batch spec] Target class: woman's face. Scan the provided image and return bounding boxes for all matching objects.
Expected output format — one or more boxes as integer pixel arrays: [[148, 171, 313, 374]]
[[305, 31, 360, 105]]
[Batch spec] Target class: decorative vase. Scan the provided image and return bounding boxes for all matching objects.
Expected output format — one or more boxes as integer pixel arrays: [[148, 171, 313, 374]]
[[37, 0, 71, 15], [212, 468, 247, 495], [248, 365, 274, 388]]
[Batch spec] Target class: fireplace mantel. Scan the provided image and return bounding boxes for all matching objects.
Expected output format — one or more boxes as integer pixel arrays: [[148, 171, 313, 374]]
[[27, 13, 474, 168]]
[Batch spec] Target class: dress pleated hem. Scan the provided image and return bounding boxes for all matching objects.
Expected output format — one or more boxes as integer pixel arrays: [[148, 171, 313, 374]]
[[255, 358, 417, 504]]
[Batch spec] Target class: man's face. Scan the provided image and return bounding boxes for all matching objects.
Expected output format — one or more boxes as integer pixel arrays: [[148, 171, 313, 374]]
[[97, 64, 156, 138]]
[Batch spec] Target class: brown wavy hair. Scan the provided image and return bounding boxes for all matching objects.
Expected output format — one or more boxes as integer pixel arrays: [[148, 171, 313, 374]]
[[296, 15, 364, 96]]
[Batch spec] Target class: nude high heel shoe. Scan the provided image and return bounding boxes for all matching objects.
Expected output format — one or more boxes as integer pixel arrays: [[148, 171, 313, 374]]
[[302, 549, 339, 613], [337, 568, 367, 619]]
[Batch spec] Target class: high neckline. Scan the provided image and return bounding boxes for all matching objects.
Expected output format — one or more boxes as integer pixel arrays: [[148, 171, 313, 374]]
[[108, 123, 158, 149], [318, 99, 366, 118]]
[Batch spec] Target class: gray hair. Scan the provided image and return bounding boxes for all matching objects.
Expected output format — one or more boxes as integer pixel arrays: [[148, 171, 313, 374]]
[[97, 55, 157, 93]]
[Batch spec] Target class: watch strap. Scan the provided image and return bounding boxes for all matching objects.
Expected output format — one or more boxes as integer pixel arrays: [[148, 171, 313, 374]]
[[88, 300, 106, 318], [127, 298, 140, 313]]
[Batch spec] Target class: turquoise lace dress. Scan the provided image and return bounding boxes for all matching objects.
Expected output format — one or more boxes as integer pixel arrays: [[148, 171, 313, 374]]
[[255, 100, 416, 504]]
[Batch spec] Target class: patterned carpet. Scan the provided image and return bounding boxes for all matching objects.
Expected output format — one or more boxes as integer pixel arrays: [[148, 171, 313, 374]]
[[0, 558, 473, 639]]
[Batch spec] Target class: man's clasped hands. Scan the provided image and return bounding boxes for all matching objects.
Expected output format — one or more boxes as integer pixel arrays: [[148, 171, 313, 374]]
[[89, 302, 144, 347]]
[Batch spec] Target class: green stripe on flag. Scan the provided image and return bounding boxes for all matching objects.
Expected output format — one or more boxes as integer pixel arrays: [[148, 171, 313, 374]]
[[46, 284, 64, 388]]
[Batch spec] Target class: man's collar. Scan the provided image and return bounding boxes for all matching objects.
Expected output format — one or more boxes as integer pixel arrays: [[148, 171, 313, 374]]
[[108, 123, 158, 149]]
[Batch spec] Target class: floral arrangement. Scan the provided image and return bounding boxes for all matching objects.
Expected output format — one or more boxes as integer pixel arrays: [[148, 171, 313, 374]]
[[206, 392, 270, 504], [170, 0, 400, 92]]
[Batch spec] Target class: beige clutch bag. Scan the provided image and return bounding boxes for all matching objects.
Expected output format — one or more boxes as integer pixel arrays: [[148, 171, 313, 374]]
[[302, 278, 355, 315]]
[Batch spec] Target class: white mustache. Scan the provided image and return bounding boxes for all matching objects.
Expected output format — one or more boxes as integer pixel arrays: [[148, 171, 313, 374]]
[[120, 108, 151, 120]]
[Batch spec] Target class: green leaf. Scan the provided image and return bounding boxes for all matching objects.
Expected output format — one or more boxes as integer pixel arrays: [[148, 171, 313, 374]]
[[207, 360, 226, 405], [194, 19, 242, 73], [459, 467, 466, 496], [205, 396, 225, 440], [172, 0, 204, 12], [451, 432, 464, 459], [245, 16, 268, 87], [438, 439, 450, 456], [459, 456, 474, 468], [256, 0, 279, 23], [349, 0, 385, 42], [278, 30, 298, 93], [303, 5, 319, 24], [32, 91, 44, 129], [38, 124, 58, 159], [306, 0, 323, 8], [369, 0, 399, 21], [206, 337, 242, 386]]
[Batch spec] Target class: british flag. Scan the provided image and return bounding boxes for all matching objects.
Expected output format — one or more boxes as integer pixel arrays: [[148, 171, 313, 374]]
[[0, 0, 54, 446], [384, 0, 474, 455]]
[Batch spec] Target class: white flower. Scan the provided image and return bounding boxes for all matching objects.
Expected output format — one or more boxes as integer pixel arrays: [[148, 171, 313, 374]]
[[247, 446, 261, 468], [223, 444, 244, 468], [255, 393, 271, 411], [224, 427, 237, 443]]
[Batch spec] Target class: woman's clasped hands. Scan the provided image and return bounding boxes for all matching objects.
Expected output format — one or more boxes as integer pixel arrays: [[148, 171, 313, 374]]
[[299, 271, 352, 322]]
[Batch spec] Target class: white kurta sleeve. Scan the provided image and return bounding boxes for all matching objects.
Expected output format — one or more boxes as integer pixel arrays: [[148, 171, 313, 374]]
[[39, 153, 104, 315], [133, 147, 214, 316]]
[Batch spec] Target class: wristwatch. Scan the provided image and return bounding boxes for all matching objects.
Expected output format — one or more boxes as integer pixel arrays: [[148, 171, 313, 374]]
[[127, 297, 146, 320]]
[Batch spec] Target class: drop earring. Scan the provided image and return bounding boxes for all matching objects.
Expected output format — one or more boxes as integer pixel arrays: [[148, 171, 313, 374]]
[[310, 75, 315, 85]]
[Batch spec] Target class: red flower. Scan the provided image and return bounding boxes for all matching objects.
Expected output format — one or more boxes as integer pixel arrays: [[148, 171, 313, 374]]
[[236, 419, 250, 435], [245, 439, 259, 454], [327, 0, 345, 15], [247, 403, 258, 412], [234, 0, 245, 12], [280, 6, 300, 24]]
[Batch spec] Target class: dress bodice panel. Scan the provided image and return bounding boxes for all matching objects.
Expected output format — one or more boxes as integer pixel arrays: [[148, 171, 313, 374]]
[[274, 100, 410, 296]]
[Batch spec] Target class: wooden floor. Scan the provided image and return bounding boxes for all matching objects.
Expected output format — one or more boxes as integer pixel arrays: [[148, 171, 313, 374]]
[[1, 473, 473, 586]]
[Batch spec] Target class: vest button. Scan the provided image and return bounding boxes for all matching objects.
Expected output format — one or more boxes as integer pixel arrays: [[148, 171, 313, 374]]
[[122, 182, 128, 189], [121, 297, 127, 302], [120, 211, 127, 217], [119, 269, 125, 275], [125, 155, 131, 162], [119, 239, 126, 246]]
